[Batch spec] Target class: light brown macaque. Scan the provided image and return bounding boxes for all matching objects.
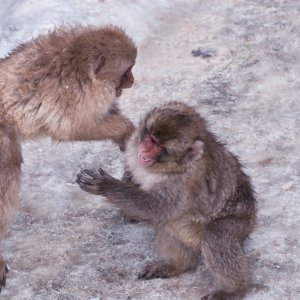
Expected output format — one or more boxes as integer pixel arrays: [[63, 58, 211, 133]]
[[77, 102, 257, 300], [0, 25, 137, 289]]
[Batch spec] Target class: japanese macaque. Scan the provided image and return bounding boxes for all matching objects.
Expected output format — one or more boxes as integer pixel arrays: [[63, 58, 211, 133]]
[[77, 102, 257, 300], [0, 25, 137, 289]]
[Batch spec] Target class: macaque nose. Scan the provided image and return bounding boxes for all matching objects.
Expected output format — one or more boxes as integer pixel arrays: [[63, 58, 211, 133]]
[[140, 135, 153, 152], [123, 69, 134, 88]]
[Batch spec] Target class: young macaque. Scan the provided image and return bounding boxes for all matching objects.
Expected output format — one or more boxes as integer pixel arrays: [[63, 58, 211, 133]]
[[77, 102, 257, 300], [0, 25, 137, 289]]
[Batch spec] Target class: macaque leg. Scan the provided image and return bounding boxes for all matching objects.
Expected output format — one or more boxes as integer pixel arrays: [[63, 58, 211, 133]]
[[201, 225, 250, 300], [0, 125, 22, 290], [0, 255, 8, 289], [138, 229, 197, 280]]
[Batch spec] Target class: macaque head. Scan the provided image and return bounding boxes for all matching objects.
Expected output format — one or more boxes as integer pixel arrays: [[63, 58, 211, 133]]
[[137, 102, 206, 171], [88, 26, 137, 97]]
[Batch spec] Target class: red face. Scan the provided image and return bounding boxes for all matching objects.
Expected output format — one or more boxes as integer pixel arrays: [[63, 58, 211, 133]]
[[116, 65, 134, 97], [139, 134, 163, 167]]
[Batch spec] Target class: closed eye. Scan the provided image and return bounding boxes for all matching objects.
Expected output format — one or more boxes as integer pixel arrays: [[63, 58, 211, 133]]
[[150, 136, 158, 144], [151, 136, 167, 151]]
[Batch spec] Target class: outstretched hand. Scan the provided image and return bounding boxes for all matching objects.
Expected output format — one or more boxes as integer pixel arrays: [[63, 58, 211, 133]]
[[76, 168, 116, 195]]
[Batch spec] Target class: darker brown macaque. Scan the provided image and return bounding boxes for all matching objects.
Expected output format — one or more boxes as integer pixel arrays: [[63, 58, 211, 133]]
[[77, 102, 257, 300], [0, 25, 137, 290]]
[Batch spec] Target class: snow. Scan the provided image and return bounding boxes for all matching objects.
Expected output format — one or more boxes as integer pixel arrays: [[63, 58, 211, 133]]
[[0, 0, 172, 55], [0, 0, 300, 299]]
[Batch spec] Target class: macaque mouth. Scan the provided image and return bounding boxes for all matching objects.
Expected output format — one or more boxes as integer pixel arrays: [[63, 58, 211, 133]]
[[139, 153, 154, 167], [116, 88, 122, 97]]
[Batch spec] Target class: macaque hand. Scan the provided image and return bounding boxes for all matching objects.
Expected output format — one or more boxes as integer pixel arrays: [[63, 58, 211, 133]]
[[76, 168, 116, 195], [118, 140, 127, 152], [118, 122, 135, 152]]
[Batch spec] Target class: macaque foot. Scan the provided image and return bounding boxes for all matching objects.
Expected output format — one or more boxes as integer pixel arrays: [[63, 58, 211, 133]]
[[138, 262, 179, 280], [0, 257, 9, 292]]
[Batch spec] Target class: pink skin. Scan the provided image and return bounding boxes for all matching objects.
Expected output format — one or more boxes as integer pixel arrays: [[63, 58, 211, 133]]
[[139, 134, 162, 167], [116, 66, 134, 97]]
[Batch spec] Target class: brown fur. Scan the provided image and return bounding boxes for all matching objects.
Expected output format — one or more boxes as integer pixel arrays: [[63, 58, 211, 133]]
[[77, 101, 257, 299], [0, 25, 137, 289], [0, 25, 136, 142]]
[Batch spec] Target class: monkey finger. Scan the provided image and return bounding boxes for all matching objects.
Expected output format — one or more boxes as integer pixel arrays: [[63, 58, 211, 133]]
[[98, 168, 107, 176], [119, 143, 126, 152], [76, 172, 94, 183], [76, 175, 98, 186], [77, 182, 104, 195], [76, 173, 91, 183], [97, 168, 115, 181], [82, 169, 99, 179], [77, 180, 95, 190], [78, 170, 105, 184]]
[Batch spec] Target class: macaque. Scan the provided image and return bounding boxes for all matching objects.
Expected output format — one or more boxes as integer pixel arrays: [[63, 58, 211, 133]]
[[77, 102, 257, 300], [0, 25, 137, 289]]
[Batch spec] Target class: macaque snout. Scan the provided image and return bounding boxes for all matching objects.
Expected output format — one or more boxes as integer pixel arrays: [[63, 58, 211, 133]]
[[123, 66, 134, 88], [116, 65, 135, 97], [139, 134, 162, 167]]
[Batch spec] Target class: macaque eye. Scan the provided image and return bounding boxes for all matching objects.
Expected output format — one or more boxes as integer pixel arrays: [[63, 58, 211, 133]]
[[151, 136, 167, 151], [150, 135, 160, 145], [150, 136, 156, 144]]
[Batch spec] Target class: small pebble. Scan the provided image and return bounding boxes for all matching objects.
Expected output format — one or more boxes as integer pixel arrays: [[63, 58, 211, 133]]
[[191, 47, 217, 58]]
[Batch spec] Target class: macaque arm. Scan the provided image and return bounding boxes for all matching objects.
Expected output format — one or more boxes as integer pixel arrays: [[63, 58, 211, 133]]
[[121, 170, 140, 187], [52, 112, 134, 151], [69, 113, 134, 143], [76, 169, 157, 222]]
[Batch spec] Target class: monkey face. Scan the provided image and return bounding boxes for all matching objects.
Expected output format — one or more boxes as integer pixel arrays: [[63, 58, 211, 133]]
[[87, 26, 137, 97], [115, 64, 135, 97], [137, 104, 203, 171], [138, 128, 165, 167]]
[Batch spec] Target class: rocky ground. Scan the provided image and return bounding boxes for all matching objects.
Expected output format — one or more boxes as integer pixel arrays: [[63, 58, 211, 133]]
[[0, 0, 299, 299]]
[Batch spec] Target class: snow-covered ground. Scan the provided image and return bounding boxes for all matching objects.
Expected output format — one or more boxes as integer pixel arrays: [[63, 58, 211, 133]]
[[0, 0, 299, 299]]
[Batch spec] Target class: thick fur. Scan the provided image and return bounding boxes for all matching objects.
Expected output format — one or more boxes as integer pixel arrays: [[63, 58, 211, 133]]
[[0, 25, 137, 289], [77, 102, 257, 299], [0, 25, 136, 141], [0, 125, 22, 287]]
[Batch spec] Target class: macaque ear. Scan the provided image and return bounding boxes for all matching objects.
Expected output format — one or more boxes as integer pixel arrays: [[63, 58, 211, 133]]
[[93, 55, 106, 74], [189, 140, 204, 160]]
